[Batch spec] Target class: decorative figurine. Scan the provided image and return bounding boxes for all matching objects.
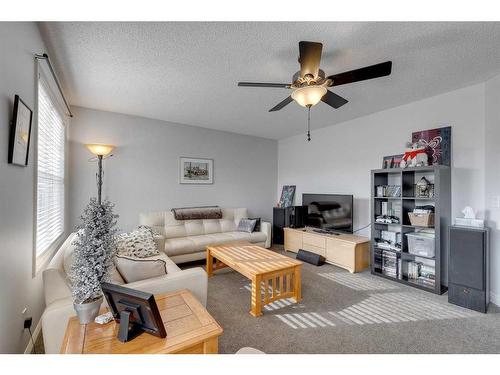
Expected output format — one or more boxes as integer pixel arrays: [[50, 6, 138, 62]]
[[400, 141, 429, 168]]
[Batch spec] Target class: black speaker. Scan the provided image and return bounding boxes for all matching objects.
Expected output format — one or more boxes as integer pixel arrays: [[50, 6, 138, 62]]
[[272, 207, 293, 245], [290, 205, 306, 229], [448, 226, 489, 313], [272, 206, 306, 245], [296, 249, 325, 266]]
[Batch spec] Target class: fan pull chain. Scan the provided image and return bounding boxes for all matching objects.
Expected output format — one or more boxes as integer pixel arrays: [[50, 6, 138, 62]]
[[307, 105, 311, 141]]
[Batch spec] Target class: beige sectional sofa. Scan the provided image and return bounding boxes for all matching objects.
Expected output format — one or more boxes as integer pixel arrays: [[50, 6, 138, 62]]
[[139, 208, 271, 264], [41, 232, 207, 354]]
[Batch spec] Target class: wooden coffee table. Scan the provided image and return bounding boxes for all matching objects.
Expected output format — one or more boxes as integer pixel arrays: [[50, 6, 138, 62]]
[[60, 289, 223, 354], [206, 242, 302, 317]]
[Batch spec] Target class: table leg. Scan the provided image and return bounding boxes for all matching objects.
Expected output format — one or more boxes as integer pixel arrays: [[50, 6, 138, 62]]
[[203, 337, 218, 354], [250, 275, 262, 317], [206, 249, 213, 277], [293, 266, 302, 303]]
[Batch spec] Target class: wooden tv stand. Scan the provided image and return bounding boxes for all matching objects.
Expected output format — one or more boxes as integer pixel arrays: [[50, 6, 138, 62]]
[[284, 227, 370, 273]]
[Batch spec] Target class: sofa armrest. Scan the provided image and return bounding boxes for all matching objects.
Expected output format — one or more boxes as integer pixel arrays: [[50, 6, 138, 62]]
[[260, 221, 271, 248], [42, 298, 75, 354], [126, 267, 208, 307], [43, 268, 72, 306]]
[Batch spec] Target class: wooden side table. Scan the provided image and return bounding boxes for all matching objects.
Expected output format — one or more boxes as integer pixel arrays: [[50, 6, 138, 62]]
[[60, 289, 223, 354]]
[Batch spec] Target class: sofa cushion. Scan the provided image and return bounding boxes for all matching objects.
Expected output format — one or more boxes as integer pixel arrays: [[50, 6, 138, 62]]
[[184, 220, 205, 237], [219, 219, 237, 232], [225, 231, 267, 243], [163, 231, 267, 257], [203, 219, 222, 234], [115, 255, 168, 283]]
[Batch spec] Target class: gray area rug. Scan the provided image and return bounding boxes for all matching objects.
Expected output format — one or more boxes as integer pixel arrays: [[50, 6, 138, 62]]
[[202, 248, 500, 354]]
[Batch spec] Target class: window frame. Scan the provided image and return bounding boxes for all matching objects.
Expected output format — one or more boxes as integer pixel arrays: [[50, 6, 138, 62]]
[[33, 66, 68, 275]]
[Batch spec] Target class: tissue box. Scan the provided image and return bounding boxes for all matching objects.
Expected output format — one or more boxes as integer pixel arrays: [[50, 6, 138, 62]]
[[454, 218, 484, 228]]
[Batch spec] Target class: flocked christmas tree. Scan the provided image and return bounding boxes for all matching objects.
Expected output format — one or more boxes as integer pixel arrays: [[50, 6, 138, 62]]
[[70, 198, 118, 304]]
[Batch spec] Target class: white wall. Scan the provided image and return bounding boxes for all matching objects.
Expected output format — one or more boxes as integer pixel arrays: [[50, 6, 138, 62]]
[[279, 84, 486, 235], [0, 23, 50, 353], [278, 82, 500, 302], [485, 74, 500, 305], [68, 107, 278, 232]]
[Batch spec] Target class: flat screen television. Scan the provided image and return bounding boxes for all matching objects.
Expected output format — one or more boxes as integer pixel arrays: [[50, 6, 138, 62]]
[[302, 193, 354, 233]]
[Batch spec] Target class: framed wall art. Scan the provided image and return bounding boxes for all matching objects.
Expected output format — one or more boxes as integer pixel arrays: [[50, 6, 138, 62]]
[[179, 157, 214, 184], [8, 95, 33, 166], [278, 185, 296, 208], [412, 126, 451, 166]]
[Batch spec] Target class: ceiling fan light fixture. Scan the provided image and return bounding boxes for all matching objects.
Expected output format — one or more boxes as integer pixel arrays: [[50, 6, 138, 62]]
[[291, 85, 327, 107]]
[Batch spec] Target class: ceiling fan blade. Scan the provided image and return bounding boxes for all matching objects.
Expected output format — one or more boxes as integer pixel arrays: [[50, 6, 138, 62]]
[[299, 41, 323, 79], [321, 90, 348, 109], [328, 61, 392, 87], [238, 82, 290, 88], [269, 96, 293, 112]]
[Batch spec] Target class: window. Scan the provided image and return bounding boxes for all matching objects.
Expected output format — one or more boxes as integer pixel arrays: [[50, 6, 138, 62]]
[[35, 73, 66, 257]]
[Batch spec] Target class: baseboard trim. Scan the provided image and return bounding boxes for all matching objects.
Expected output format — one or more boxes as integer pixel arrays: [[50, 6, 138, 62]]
[[490, 291, 500, 307], [24, 318, 42, 354]]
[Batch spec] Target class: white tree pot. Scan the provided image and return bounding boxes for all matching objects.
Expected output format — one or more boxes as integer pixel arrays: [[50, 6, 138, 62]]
[[73, 296, 104, 324]]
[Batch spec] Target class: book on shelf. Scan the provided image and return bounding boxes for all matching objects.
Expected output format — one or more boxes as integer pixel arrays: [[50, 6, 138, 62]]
[[381, 250, 399, 278], [406, 260, 436, 287], [376, 185, 401, 198]]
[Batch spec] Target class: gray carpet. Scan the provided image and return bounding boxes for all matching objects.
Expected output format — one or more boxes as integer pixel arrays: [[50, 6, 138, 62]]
[[200, 247, 500, 354]]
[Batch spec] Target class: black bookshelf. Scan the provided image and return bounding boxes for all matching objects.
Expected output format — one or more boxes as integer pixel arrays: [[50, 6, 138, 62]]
[[370, 165, 451, 294]]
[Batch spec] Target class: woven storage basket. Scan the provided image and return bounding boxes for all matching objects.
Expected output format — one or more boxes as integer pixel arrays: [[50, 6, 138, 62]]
[[408, 212, 434, 227]]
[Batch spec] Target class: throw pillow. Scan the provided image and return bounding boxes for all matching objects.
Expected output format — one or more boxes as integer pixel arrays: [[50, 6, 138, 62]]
[[246, 217, 261, 232], [115, 227, 159, 258], [115, 255, 167, 283], [171, 206, 222, 220], [237, 218, 257, 233]]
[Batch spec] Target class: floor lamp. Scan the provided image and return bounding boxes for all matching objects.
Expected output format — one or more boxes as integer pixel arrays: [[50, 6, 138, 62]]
[[85, 144, 115, 205]]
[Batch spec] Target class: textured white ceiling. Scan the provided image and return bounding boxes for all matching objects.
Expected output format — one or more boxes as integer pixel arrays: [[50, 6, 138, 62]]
[[39, 22, 500, 139]]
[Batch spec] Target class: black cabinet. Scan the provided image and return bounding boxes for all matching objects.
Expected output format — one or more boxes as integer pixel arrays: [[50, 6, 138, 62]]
[[448, 226, 489, 313]]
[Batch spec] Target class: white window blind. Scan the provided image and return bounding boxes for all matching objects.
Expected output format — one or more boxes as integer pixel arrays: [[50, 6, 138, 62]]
[[36, 74, 65, 256]]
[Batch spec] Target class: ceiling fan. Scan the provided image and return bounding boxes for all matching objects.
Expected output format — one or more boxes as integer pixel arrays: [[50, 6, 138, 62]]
[[238, 41, 392, 140]]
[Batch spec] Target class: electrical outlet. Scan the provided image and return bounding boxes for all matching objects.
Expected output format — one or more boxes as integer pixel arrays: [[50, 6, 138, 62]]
[[24, 317, 32, 330]]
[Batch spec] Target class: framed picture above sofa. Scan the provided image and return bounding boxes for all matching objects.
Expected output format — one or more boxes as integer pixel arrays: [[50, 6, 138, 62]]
[[179, 157, 214, 184]]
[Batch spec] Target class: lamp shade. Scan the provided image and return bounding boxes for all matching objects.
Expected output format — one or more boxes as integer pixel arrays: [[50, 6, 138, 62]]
[[291, 85, 327, 107], [85, 143, 115, 156]]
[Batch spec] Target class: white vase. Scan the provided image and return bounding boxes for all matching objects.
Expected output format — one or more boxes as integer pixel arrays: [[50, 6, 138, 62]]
[[73, 296, 103, 324]]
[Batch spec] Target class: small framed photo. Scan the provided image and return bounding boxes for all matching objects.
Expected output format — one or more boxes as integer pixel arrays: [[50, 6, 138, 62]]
[[179, 157, 214, 184], [8, 95, 33, 166], [382, 154, 404, 169]]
